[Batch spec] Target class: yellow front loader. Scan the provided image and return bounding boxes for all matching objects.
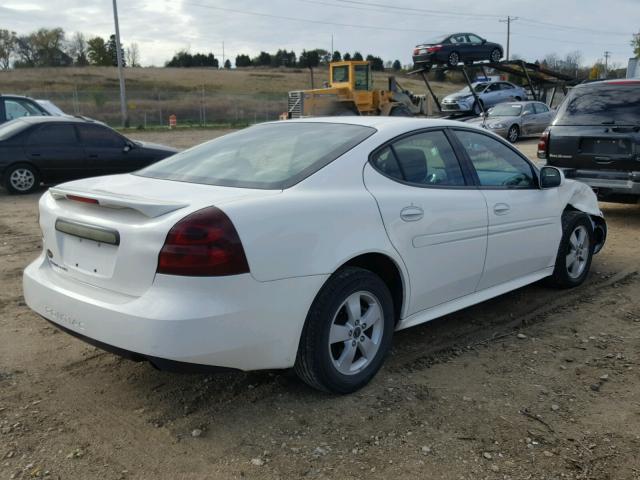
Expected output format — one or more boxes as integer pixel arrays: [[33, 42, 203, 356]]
[[284, 61, 426, 118]]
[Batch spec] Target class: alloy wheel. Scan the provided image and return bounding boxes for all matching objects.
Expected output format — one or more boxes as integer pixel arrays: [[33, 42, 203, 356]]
[[448, 52, 459, 66], [9, 168, 36, 192], [566, 225, 589, 279], [490, 49, 502, 62], [328, 291, 384, 375], [508, 126, 519, 142]]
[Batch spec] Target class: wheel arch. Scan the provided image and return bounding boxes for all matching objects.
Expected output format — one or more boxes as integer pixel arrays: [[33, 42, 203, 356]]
[[562, 205, 607, 254], [3, 161, 42, 180], [335, 251, 407, 324]]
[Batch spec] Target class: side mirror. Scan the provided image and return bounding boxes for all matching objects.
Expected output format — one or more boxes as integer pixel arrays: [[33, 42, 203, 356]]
[[123, 142, 133, 152], [540, 166, 563, 189], [522, 110, 531, 116], [481, 38, 487, 44]]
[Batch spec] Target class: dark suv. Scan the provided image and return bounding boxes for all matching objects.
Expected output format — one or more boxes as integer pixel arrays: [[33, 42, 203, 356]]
[[538, 80, 640, 203]]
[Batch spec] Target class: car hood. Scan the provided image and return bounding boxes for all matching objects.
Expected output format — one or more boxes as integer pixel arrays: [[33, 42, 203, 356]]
[[467, 116, 519, 125], [135, 140, 178, 153], [444, 91, 476, 101]]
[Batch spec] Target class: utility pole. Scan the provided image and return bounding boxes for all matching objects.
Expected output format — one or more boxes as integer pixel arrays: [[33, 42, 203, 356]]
[[222, 41, 225, 68], [499, 16, 518, 61], [604, 50, 611, 78], [331, 34, 334, 57], [112, 0, 128, 127]]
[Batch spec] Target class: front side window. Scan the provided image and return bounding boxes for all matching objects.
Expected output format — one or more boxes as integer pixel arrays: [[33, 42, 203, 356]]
[[137, 122, 375, 189], [534, 103, 549, 113], [487, 83, 501, 92], [454, 130, 535, 188], [371, 130, 466, 186], [29, 124, 76, 145], [78, 125, 126, 148], [500, 83, 514, 90], [467, 34, 483, 44], [523, 103, 535, 115]]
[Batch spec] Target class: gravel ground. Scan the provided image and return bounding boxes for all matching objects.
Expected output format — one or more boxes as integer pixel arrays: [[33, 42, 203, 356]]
[[1, 131, 639, 480]]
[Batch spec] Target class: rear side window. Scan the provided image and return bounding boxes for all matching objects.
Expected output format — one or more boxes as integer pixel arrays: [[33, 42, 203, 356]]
[[554, 84, 640, 125], [137, 122, 375, 189], [371, 130, 466, 186], [78, 125, 125, 148], [29, 124, 76, 145]]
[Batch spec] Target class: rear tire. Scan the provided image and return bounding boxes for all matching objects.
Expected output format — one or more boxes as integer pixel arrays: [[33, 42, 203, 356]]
[[4, 163, 40, 194], [546, 212, 594, 289], [294, 267, 395, 394]]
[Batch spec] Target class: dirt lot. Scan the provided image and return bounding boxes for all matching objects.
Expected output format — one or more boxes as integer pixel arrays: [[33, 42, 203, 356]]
[[1, 132, 639, 480]]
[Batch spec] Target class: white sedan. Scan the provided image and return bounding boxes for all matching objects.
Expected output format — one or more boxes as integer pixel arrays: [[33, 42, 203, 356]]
[[23, 118, 607, 393]]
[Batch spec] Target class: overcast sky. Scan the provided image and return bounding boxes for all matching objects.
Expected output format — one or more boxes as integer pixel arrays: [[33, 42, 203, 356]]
[[2, 0, 637, 68]]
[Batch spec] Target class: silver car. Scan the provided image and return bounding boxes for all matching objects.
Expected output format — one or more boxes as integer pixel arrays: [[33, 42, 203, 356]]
[[467, 101, 555, 142], [441, 81, 528, 114]]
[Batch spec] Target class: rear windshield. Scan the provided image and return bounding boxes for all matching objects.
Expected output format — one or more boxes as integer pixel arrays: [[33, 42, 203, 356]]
[[136, 122, 375, 189], [554, 83, 640, 126], [0, 119, 30, 141]]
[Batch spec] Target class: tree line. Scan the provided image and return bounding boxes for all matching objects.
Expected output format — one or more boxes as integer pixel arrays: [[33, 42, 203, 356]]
[[0, 28, 140, 69], [233, 49, 402, 71]]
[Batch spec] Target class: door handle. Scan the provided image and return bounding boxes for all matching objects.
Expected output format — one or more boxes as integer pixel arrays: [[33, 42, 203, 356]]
[[30, 153, 41, 157], [493, 203, 510, 215], [400, 206, 424, 222]]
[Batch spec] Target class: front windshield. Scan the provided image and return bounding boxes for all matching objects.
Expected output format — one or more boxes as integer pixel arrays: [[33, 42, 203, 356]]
[[489, 104, 523, 117], [136, 122, 375, 189], [461, 83, 488, 94]]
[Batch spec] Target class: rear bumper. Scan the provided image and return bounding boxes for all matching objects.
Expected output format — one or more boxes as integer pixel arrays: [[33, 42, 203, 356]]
[[23, 254, 328, 371], [560, 168, 640, 199], [412, 53, 436, 66]]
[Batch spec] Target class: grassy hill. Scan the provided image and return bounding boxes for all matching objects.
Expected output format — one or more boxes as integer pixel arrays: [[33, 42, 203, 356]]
[[0, 66, 461, 127]]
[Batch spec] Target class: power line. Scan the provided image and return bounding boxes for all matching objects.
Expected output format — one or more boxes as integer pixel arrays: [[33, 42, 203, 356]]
[[517, 17, 632, 37], [334, 0, 502, 18], [178, 1, 454, 34]]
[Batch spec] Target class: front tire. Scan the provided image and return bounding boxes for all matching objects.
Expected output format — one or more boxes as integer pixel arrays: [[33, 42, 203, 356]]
[[294, 267, 395, 394], [546, 212, 594, 289], [490, 48, 502, 63], [4, 163, 40, 194]]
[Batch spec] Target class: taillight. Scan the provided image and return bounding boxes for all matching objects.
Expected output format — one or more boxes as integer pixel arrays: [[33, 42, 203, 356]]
[[537, 130, 550, 159], [67, 194, 99, 204], [413, 48, 420, 55], [427, 45, 442, 53], [157, 206, 249, 276]]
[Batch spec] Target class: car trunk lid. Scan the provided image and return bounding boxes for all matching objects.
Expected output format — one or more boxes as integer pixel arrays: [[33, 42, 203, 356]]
[[40, 174, 279, 296]]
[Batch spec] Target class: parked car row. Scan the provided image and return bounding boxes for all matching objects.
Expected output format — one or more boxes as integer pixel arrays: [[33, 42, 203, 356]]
[[14, 76, 635, 395]]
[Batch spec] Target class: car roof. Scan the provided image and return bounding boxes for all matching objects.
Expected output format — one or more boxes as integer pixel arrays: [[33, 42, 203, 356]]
[[0, 94, 37, 100], [577, 79, 640, 88], [269, 116, 473, 131], [12, 116, 101, 125]]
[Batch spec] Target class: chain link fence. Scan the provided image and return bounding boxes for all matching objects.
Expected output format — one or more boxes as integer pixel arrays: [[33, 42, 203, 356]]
[[24, 88, 288, 128]]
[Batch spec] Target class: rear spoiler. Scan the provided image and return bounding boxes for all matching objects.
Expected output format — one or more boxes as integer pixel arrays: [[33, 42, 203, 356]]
[[49, 187, 189, 218]]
